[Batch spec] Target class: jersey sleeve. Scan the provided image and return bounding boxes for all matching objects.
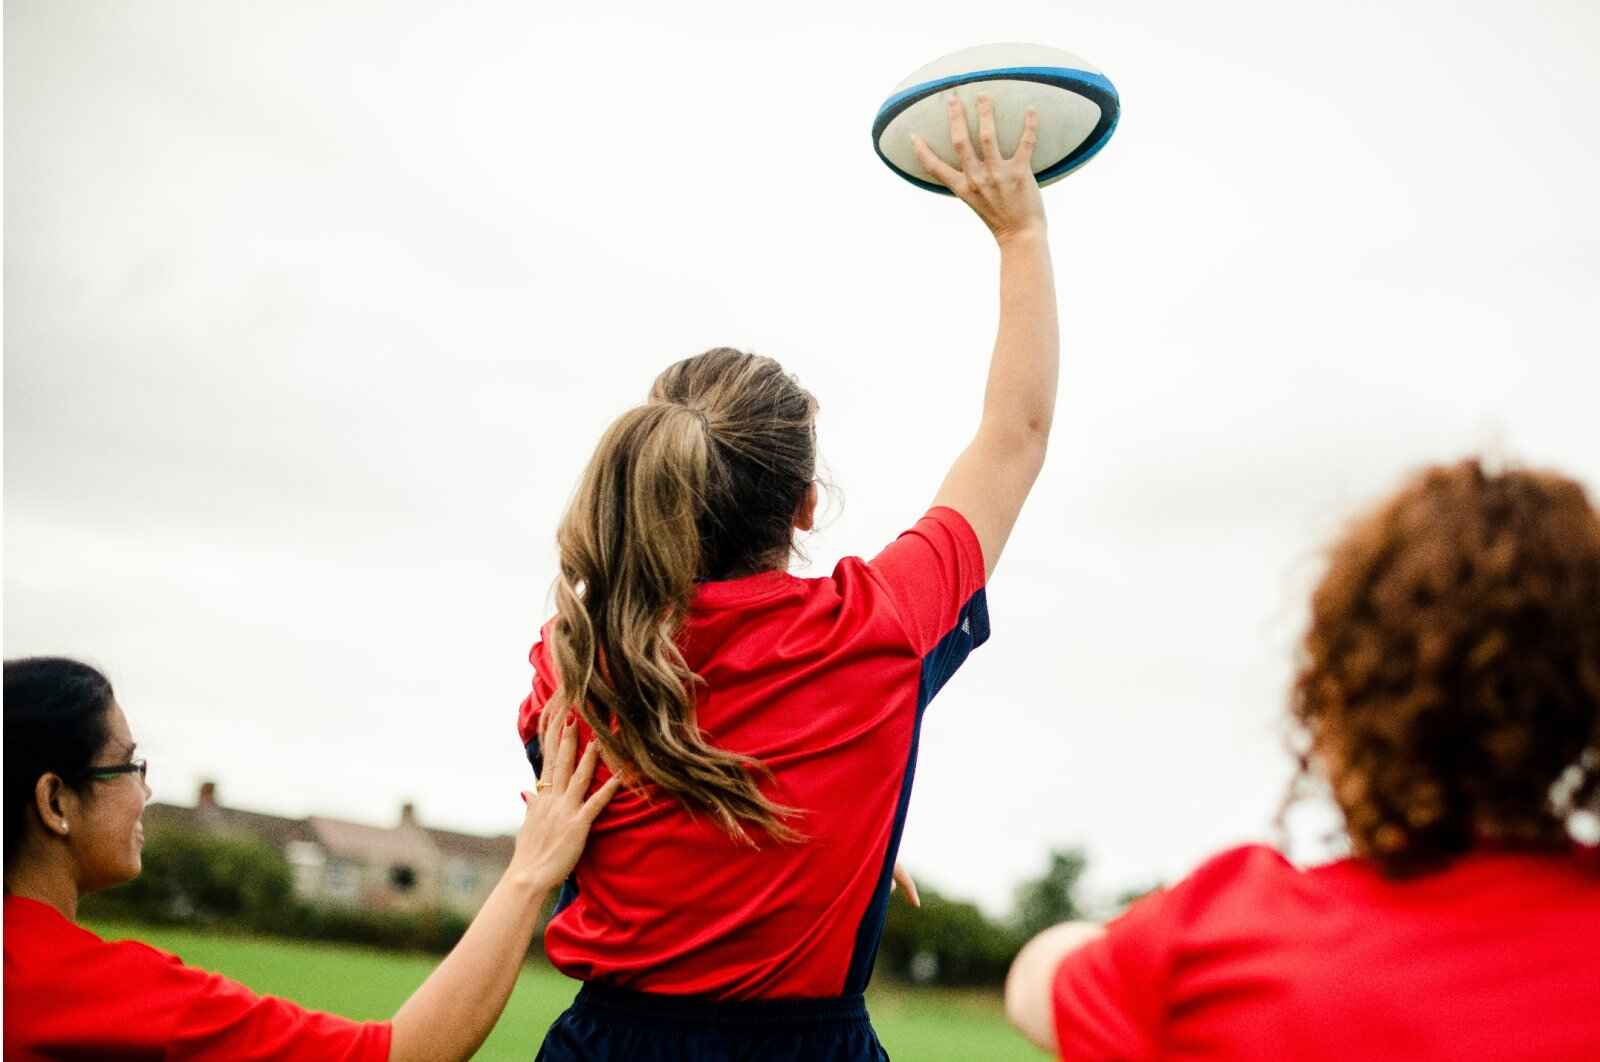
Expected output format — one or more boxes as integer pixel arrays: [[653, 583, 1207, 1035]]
[[1050, 845, 1294, 1060], [518, 622, 560, 776], [166, 960, 392, 1061], [867, 506, 990, 700], [1049, 891, 1174, 1062], [62, 938, 390, 1062]]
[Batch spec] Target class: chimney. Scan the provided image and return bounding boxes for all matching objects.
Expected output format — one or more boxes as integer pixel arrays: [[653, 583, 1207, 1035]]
[[400, 801, 418, 828], [198, 780, 218, 809]]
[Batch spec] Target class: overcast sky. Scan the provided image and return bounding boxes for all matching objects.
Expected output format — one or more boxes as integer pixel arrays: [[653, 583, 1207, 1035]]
[[6, 0, 1598, 914]]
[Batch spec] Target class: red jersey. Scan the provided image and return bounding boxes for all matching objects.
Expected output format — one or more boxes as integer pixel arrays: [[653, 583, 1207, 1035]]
[[517, 507, 988, 999], [1052, 843, 1600, 1061], [3, 896, 390, 1061]]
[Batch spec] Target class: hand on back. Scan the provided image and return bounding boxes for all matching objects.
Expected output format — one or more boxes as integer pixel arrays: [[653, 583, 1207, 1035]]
[[912, 94, 1046, 245], [512, 702, 621, 890]]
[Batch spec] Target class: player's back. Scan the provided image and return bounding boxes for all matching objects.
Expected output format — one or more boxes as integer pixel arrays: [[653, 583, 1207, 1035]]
[[525, 509, 989, 999], [1053, 844, 1600, 1061]]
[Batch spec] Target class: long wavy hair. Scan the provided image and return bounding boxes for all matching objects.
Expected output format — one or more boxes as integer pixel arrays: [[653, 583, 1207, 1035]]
[[1289, 459, 1600, 876], [550, 348, 816, 844]]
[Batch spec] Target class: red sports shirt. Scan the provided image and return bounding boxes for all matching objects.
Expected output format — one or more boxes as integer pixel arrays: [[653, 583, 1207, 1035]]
[[517, 506, 989, 999], [3, 896, 391, 1061], [1053, 843, 1600, 1061]]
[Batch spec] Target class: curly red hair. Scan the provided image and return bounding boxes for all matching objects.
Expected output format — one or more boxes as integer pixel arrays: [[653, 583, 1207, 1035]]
[[1292, 459, 1600, 876]]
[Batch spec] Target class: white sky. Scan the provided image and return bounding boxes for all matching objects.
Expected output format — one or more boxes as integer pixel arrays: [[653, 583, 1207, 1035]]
[[6, 0, 1598, 914]]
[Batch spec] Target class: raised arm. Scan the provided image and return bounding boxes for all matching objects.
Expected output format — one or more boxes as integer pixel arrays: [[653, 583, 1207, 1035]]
[[389, 710, 619, 1062], [912, 94, 1059, 579]]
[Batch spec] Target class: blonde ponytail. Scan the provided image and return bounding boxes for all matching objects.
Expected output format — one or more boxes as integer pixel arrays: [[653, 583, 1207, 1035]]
[[552, 353, 815, 844]]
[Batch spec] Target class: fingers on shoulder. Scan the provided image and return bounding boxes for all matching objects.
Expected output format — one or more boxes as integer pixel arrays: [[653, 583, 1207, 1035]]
[[541, 698, 570, 752], [568, 738, 601, 791], [581, 774, 624, 821]]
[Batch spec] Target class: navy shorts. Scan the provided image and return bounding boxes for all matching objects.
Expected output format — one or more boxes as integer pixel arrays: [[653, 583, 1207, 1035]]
[[534, 982, 891, 1061]]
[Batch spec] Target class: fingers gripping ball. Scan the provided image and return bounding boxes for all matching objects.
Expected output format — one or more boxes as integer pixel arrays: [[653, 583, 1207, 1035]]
[[872, 42, 1120, 194]]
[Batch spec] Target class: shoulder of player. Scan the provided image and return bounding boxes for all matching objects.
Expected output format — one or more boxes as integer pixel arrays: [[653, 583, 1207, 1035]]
[[1151, 844, 1303, 926], [6, 906, 194, 995]]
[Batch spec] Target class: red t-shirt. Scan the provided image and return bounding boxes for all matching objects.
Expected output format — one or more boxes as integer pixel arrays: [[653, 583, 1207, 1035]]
[[517, 506, 989, 999], [1052, 843, 1600, 1061], [3, 896, 391, 1061]]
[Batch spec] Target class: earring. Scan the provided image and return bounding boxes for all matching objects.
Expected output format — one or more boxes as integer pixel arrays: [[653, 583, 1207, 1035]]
[[60, 822, 69, 834]]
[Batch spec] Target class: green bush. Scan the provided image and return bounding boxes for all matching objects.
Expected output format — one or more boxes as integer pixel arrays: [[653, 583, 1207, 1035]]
[[878, 848, 1095, 988], [296, 904, 471, 954], [1011, 848, 1088, 940], [82, 828, 470, 955], [85, 830, 292, 929], [879, 886, 1026, 987]]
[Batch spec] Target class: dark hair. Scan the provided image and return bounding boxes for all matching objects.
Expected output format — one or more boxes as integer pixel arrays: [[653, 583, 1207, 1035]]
[[550, 348, 816, 843], [1290, 459, 1600, 876], [4, 657, 116, 871]]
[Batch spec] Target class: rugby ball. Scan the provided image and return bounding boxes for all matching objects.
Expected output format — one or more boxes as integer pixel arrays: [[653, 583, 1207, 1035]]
[[872, 43, 1119, 194]]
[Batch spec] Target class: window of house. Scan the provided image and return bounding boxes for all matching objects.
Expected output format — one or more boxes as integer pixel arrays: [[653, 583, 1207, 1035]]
[[390, 864, 418, 892], [323, 859, 360, 901], [286, 842, 326, 897], [445, 858, 481, 897], [286, 841, 324, 868]]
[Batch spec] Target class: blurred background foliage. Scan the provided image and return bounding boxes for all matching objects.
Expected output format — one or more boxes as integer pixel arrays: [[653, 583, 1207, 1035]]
[[879, 846, 1135, 986], [82, 830, 470, 954], [87, 831, 1147, 986]]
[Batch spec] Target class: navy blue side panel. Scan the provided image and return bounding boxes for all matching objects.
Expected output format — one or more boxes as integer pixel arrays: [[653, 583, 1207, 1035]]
[[870, 67, 1121, 195], [553, 874, 579, 916], [841, 587, 989, 993], [840, 689, 925, 994], [526, 737, 544, 777], [921, 588, 989, 703]]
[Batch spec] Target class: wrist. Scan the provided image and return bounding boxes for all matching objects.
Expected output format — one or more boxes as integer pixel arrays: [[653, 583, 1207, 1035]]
[[503, 861, 560, 897], [995, 224, 1047, 252]]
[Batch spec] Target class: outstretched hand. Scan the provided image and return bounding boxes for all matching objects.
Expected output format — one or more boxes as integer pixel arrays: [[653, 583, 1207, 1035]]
[[512, 704, 621, 892], [891, 861, 921, 908], [911, 93, 1046, 246]]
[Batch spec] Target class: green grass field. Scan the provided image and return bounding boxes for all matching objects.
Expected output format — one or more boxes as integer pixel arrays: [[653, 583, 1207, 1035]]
[[86, 922, 1047, 1061]]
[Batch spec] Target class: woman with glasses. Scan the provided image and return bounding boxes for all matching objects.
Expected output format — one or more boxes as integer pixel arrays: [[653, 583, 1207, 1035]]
[[4, 656, 620, 1061]]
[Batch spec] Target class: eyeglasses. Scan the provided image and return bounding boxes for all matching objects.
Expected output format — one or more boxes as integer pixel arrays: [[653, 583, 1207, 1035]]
[[84, 758, 148, 783]]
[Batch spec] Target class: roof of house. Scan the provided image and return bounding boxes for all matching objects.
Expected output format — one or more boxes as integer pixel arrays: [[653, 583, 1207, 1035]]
[[427, 827, 515, 863], [144, 801, 313, 849], [308, 817, 438, 867], [143, 785, 514, 870]]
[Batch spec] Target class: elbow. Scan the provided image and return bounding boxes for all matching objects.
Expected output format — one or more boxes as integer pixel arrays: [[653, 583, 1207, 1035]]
[[1014, 428, 1051, 488], [1006, 921, 1105, 1053], [1004, 930, 1058, 1052], [1002, 954, 1033, 1034], [1020, 407, 1053, 442], [979, 416, 1051, 476], [1000, 407, 1054, 448], [1021, 420, 1050, 466]]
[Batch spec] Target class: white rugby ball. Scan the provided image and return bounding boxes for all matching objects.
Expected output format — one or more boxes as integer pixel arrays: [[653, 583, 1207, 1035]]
[[873, 43, 1119, 194]]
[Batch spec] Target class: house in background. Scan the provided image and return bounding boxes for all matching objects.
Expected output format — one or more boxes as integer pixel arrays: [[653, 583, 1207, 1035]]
[[144, 782, 515, 917]]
